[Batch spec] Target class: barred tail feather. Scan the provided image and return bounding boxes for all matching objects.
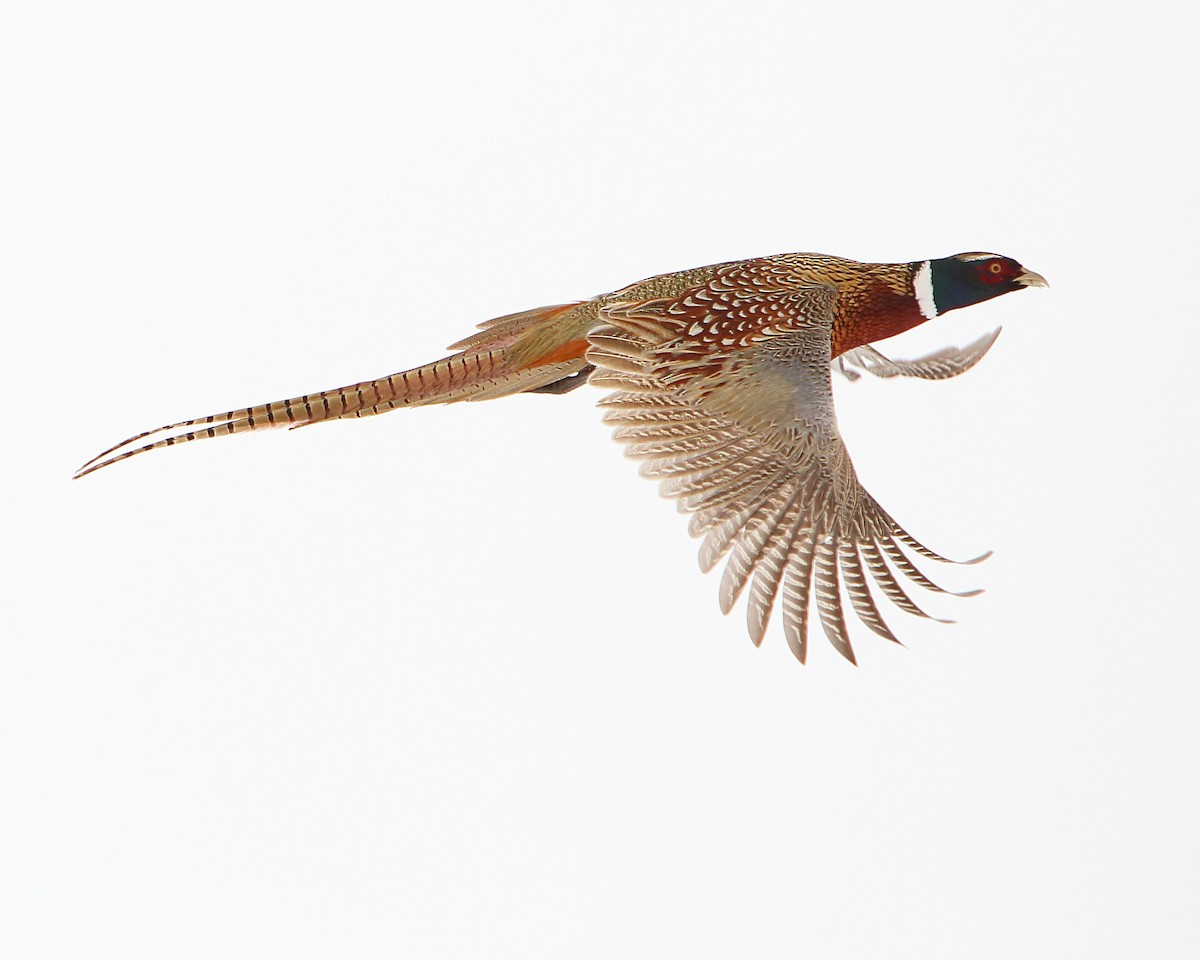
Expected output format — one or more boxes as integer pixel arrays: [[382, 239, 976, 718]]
[[75, 303, 593, 479]]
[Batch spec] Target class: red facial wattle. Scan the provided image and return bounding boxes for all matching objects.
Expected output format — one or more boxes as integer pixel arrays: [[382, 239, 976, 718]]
[[977, 260, 1015, 285]]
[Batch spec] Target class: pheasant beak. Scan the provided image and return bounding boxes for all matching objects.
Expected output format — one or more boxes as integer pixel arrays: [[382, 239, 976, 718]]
[[1015, 268, 1049, 289]]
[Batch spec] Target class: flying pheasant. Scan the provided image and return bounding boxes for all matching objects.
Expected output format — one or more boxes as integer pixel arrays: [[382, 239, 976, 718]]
[[76, 251, 1047, 663]]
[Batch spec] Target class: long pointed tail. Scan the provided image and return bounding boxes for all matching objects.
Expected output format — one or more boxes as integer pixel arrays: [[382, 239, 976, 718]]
[[75, 301, 595, 479]]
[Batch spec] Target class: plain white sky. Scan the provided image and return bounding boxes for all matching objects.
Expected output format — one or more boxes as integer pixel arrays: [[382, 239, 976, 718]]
[[3, 1, 1197, 957]]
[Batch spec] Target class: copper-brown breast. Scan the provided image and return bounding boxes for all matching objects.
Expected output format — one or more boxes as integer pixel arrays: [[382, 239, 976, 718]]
[[831, 266, 925, 358]]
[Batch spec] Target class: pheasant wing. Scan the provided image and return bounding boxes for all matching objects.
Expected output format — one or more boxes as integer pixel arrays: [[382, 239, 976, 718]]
[[586, 259, 982, 663], [836, 327, 1001, 381]]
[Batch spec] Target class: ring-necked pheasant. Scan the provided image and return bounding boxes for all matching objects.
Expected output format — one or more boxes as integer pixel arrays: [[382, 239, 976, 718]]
[[76, 251, 1046, 663]]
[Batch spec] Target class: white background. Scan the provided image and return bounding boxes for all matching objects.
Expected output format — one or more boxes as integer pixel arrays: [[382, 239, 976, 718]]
[[3, 1, 1197, 957]]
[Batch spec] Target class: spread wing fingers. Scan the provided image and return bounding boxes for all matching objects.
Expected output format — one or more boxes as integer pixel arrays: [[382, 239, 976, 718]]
[[586, 261, 983, 662]]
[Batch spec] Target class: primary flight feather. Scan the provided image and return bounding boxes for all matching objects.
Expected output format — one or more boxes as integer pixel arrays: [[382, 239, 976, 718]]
[[77, 251, 1046, 663]]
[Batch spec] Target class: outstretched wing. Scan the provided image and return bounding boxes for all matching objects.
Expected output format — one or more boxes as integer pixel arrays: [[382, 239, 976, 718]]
[[586, 259, 984, 664]]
